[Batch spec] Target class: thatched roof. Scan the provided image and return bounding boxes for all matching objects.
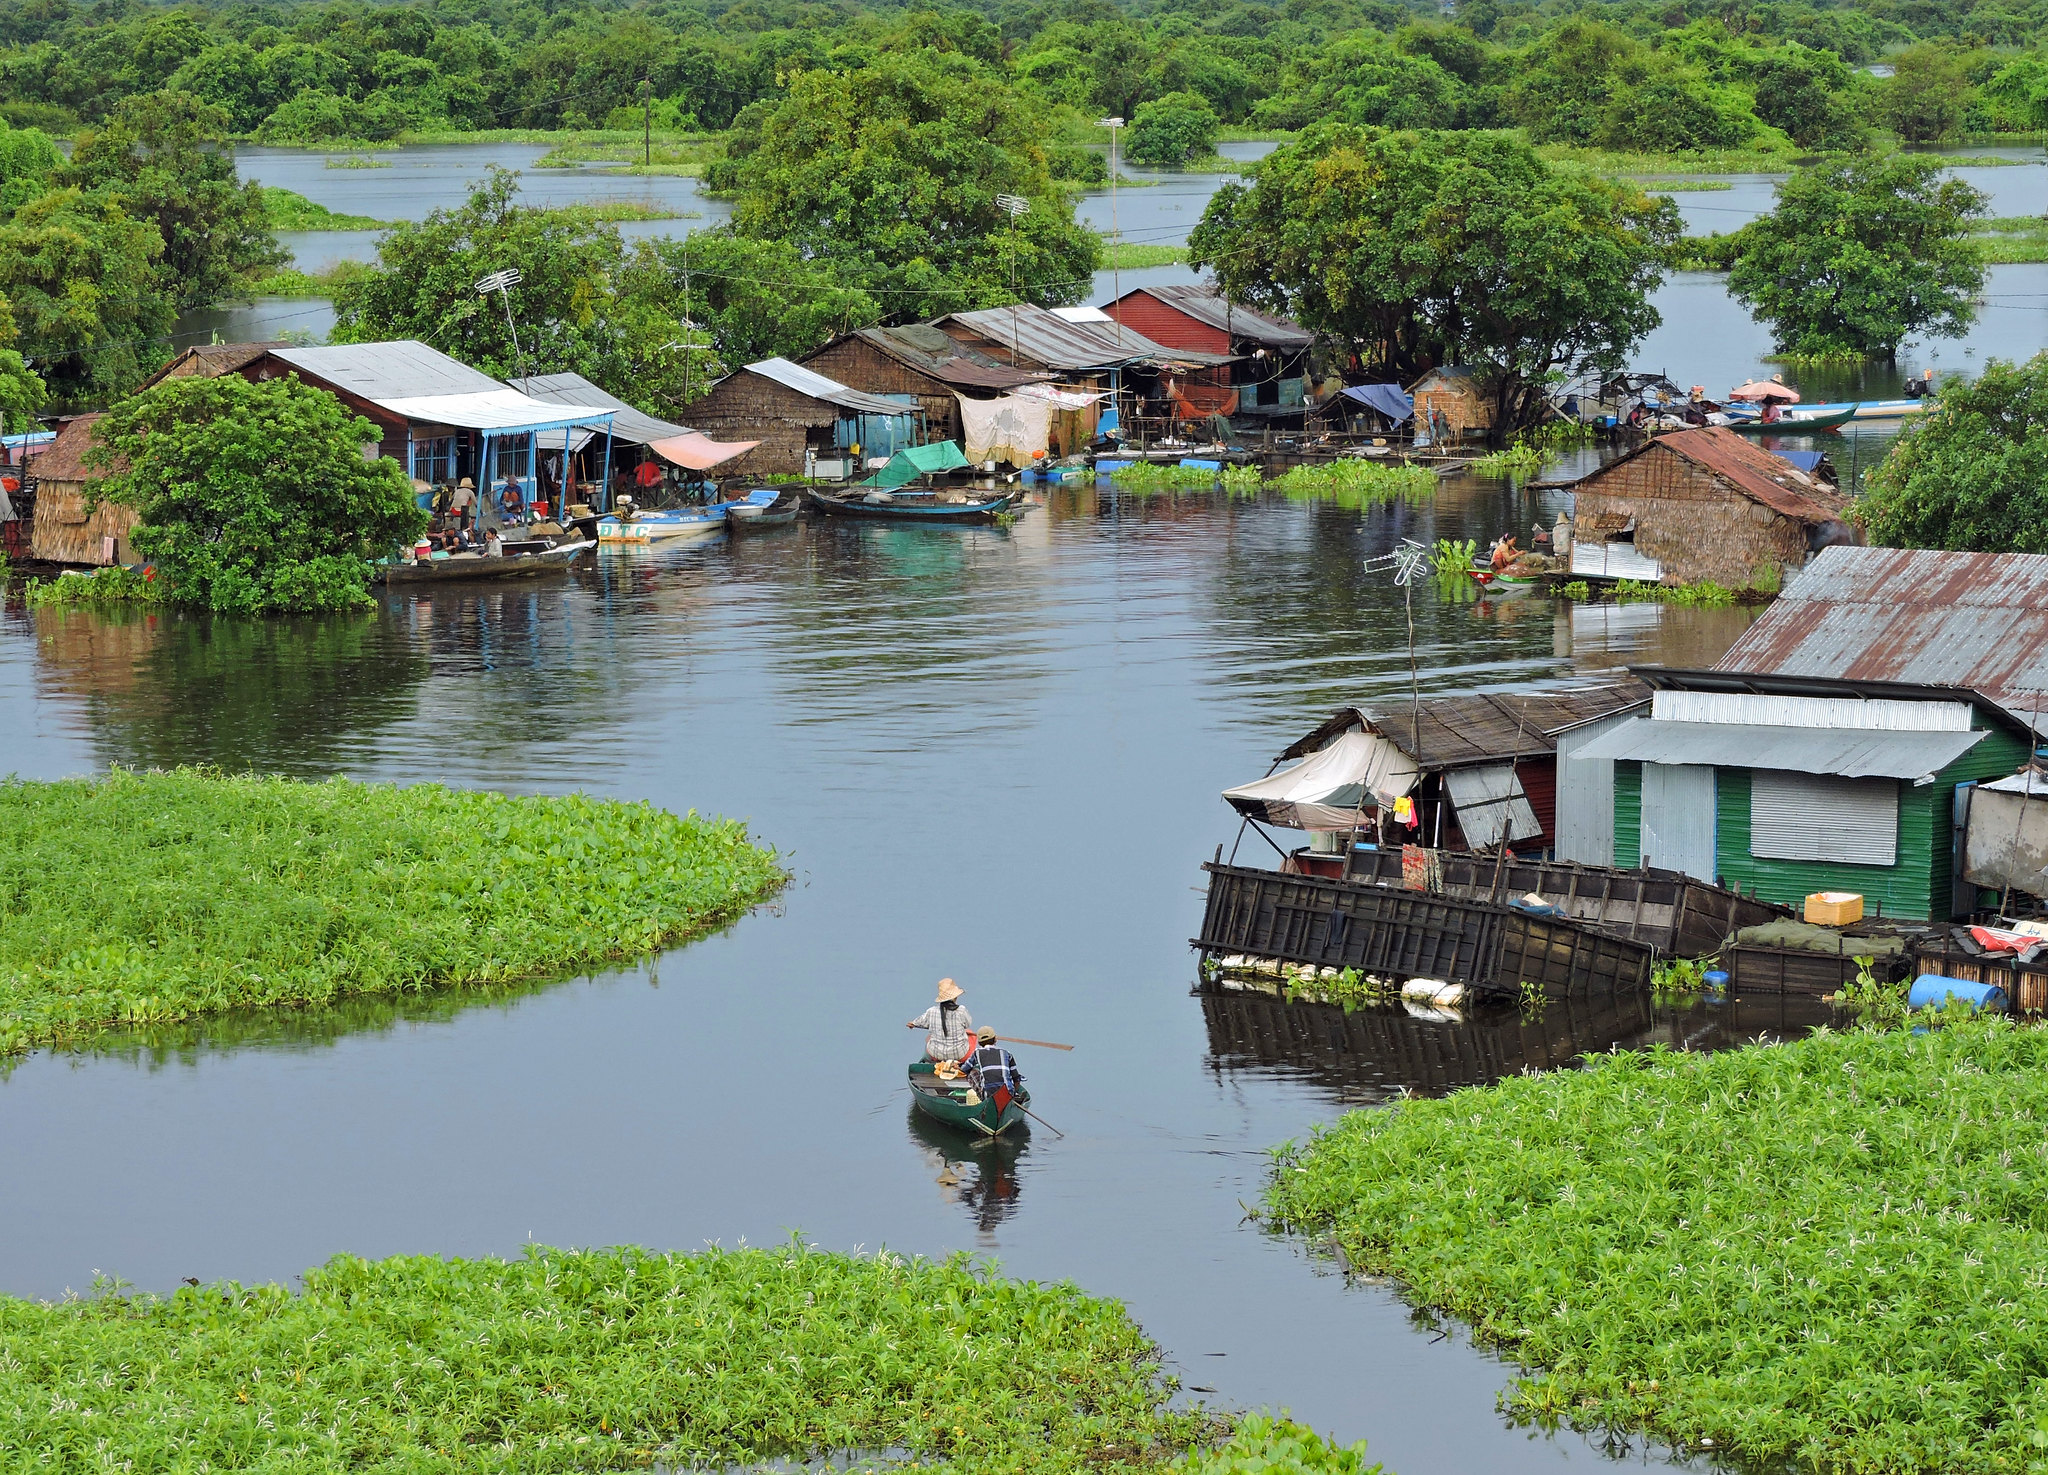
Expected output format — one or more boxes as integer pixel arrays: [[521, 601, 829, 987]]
[[26, 414, 120, 484]]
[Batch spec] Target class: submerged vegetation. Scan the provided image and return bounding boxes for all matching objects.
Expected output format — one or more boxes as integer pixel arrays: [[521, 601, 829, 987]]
[[0, 1242, 1222, 1472], [1264, 1021, 2048, 1473], [0, 768, 785, 1055]]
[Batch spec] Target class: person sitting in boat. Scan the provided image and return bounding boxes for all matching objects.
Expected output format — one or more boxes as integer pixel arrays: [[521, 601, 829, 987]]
[[1905, 368, 1935, 400], [908, 978, 975, 1063], [497, 478, 526, 524], [964, 1028, 1024, 1107]]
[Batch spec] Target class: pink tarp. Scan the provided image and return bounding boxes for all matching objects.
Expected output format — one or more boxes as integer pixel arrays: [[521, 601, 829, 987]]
[[648, 431, 761, 471]]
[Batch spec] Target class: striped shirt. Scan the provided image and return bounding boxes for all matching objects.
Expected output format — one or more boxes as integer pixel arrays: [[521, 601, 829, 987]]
[[914, 1003, 974, 1062]]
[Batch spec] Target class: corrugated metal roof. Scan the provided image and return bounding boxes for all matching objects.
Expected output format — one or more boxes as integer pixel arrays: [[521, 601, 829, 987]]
[[1278, 681, 1651, 768], [941, 305, 1235, 372], [509, 372, 689, 446], [744, 357, 915, 416], [1117, 284, 1314, 351], [1716, 547, 2048, 712], [852, 327, 1048, 390], [1573, 717, 1987, 781], [1580, 427, 1843, 524], [272, 341, 506, 400]]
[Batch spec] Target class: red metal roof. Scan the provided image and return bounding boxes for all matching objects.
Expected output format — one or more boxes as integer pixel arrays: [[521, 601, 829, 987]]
[[1584, 427, 1844, 524], [1716, 547, 2048, 711], [1105, 285, 1313, 351]]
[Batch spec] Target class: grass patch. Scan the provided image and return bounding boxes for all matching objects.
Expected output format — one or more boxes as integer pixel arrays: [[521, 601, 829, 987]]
[[1636, 178, 1737, 191], [1540, 142, 1812, 175], [1102, 241, 1189, 269], [531, 134, 723, 175], [238, 259, 374, 299], [322, 155, 391, 169], [261, 186, 393, 231], [1177, 1413, 1380, 1472], [1971, 214, 2048, 264], [0, 767, 785, 1055], [1272, 459, 1436, 508], [1263, 1021, 2048, 1473], [0, 1241, 1225, 1472], [1614, 578, 1738, 605]]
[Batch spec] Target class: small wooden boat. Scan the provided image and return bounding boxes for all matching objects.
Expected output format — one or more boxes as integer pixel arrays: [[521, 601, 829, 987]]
[[1797, 398, 1933, 421], [377, 539, 593, 585], [805, 487, 1017, 523], [1723, 403, 1859, 433], [908, 1061, 1030, 1137], [726, 488, 799, 529]]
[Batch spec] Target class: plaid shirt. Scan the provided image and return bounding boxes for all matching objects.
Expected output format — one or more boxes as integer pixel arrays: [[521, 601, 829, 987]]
[[966, 1044, 1024, 1099], [914, 1004, 974, 1061]]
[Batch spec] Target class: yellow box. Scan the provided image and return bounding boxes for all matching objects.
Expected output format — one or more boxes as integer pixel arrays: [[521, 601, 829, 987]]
[[1804, 891, 1864, 926]]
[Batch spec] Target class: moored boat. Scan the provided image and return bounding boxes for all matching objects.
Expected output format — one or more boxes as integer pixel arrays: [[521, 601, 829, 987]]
[[597, 505, 728, 543], [1722, 403, 1859, 433], [1798, 399, 1933, 421], [907, 1060, 1029, 1137], [377, 538, 594, 584], [726, 488, 799, 529], [805, 487, 1018, 523]]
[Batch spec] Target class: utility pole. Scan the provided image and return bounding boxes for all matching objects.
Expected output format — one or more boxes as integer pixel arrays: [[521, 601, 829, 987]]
[[1097, 116, 1125, 350], [476, 268, 528, 386], [681, 243, 692, 405], [642, 79, 651, 168], [996, 194, 1030, 367]]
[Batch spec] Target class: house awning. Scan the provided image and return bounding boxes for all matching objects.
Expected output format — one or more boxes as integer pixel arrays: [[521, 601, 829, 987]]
[[1340, 384, 1414, 423], [1573, 719, 1988, 782], [647, 431, 761, 471], [1224, 730, 1421, 829], [376, 389, 617, 437]]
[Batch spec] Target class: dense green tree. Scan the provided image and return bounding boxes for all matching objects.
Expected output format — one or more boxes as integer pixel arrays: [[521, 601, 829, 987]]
[[332, 168, 664, 393], [1860, 356, 2048, 553], [55, 90, 283, 309], [714, 51, 1100, 316], [1593, 55, 1759, 151], [1741, 45, 1866, 149], [1727, 156, 1985, 359], [0, 186, 172, 406], [1125, 89, 1218, 167], [1879, 43, 1970, 142], [0, 117, 57, 215], [1189, 125, 1676, 434], [0, 290, 46, 431], [89, 374, 427, 613], [1505, 17, 1645, 143], [1254, 40, 1469, 130]]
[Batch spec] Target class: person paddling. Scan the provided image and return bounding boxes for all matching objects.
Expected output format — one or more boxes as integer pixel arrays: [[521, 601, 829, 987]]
[[965, 1028, 1024, 1108], [908, 978, 975, 1063]]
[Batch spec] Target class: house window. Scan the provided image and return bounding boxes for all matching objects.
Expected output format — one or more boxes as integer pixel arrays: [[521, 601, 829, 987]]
[[491, 434, 532, 482], [415, 436, 458, 485], [1750, 770, 1898, 867]]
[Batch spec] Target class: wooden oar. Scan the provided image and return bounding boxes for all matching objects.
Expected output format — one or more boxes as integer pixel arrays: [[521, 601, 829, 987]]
[[1018, 1103, 1066, 1138], [997, 1036, 1075, 1051]]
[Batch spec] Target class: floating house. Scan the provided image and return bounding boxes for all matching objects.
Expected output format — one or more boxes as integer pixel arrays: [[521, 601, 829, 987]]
[[508, 372, 757, 488], [1573, 668, 2036, 919], [797, 326, 1050, 448], [25, 414, 133, 566], [1408, 365, 1491, 440], [1568, 426, 1849, 587], [1101, 284, 1314, 422], [681, 357, 923, 479], [142, 340, 622, 513], [1226, 682, 1651, 863]]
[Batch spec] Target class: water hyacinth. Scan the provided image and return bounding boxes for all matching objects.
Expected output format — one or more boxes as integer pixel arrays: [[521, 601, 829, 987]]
[[0, 1243, 1221, 1472], [0, 768, 786, 1054], [1265, 1022, 2048, 1473], [1270, 461, 1435, 509]]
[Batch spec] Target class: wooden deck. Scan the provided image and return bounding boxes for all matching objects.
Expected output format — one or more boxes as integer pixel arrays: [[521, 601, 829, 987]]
[[1195, 862, 1655, 1000]]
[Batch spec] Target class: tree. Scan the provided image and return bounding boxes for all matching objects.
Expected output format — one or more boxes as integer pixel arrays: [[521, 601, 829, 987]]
[[1727, 156, 1985, 359], [1189, 125, 1676, 434], [0, 186, 174, 406], [1860, 356, 2048, 552], [0, 118, 59, 216], [1879, 44, 1969, 142], [1125, 90, 1219, 167], [712, 51, 1101, 317], [0, 291, 47, 431], [55, 90, 284, 309], [332, 168, 668, 394], [88, 375, 427, 613]]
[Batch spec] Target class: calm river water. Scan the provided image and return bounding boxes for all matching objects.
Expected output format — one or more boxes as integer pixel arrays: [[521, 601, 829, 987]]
[[2, 474, 1835, 1473]]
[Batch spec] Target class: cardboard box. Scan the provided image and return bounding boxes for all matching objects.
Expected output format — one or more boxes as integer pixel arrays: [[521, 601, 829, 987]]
[[1804, 891, 1864, 927]]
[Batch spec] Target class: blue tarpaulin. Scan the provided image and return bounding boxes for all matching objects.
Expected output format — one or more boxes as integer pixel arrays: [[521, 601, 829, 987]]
[[1341, 384, 1414, 423], [1770, 448, 1825, 473]]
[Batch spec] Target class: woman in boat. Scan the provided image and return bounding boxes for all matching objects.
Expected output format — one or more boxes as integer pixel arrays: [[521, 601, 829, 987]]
[[908, 978, 975, 1063]]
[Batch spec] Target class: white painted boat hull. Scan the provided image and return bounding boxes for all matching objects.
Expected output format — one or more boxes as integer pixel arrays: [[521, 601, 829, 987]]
[[597, 515, 727, 543]]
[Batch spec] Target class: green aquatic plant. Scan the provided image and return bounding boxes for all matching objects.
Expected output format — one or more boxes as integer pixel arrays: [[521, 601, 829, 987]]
[[1650, 954, 1716, 995], [1557, 580, 1592, 600], [0, 1242, 1219, 1472], [1218, 462, 1263, 493], [1175, 1414, 1382, 1472], [23, 565, 165, 608], [1271, 460, 1435, 510], [0, 768, 785, 1055], [1110, 461, 1220, 493], [1469, 443, 1544, 477], [1264, 1020, 2048, 1473], [1429, 537, 1477, 577], [1283, 966, 1391, 1010]]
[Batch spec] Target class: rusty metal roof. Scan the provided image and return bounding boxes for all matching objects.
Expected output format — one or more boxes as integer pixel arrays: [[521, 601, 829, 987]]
[[1581, 427, 1843, 524], [1716, 547, 2048, 711], [853, 327, 1050, 390], [938, 305, 1235, 372], [1278, 680, 1651, 769]]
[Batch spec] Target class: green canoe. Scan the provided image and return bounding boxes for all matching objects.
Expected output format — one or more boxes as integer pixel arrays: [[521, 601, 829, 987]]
[[908, 1060, 1030, 1138]]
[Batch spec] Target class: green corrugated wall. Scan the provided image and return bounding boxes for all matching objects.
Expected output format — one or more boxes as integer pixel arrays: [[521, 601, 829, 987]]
[[1609, 730, 2030, 919]]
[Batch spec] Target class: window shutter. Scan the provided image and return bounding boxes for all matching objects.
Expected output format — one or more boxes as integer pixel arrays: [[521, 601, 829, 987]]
[[1751, 770, 1898, 866]]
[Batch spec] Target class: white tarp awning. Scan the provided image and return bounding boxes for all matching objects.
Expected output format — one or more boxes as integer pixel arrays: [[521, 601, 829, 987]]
[[958, 392, 1055, 465], [376, 388, 617, 435], [1014, 383, 1104, 409], [1224, 730, 1421, 830], [1443, 763, 1543, 847]]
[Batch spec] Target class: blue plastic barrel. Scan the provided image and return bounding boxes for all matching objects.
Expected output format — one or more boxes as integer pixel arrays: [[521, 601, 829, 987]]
[[1908, 974, 2010, 1012], [1702, 970, 1729, 990]]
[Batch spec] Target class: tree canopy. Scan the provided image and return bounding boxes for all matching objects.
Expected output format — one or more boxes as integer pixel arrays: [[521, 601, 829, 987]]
[[1859, 356, 2048, 554], [0, 186, 173, 406], [89, 374, 427, 613], [1726, 156, 1986, 359], [1188, 125, 1677, 433]]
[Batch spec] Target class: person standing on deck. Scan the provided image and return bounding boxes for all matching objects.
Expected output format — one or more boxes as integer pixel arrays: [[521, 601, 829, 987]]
[[908, 978, 974, 1062]]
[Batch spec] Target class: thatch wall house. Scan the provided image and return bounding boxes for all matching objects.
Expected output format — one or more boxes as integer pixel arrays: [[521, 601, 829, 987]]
[[26, 414, 136, 566], [1569, 427, 1849, 589], [1409, 365, 1491, 438]]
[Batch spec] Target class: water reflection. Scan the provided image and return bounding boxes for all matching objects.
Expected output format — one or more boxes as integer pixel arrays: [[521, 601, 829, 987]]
[[1200, 986, 1846, 1101], [905, 1106, 1027, 1241]]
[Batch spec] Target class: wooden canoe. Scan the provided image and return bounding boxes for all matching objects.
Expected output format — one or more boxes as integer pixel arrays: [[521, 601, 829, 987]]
[[376, 539, 594, 585], [908, 1061, 1030, 1137], [805, 487, 1017, 522], [1724, 404, 1859, 433]]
